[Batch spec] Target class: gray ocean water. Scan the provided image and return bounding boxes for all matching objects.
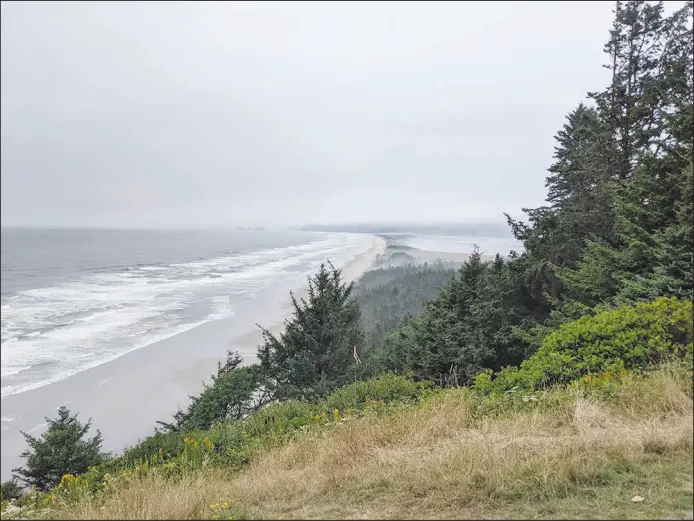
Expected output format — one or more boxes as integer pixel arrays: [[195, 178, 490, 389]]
[[0, 228, 375, 399]]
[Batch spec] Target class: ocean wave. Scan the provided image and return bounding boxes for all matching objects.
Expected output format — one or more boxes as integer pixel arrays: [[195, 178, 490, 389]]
[[1, 365, 32, 378], [0, 233, 375, 397], [0, 316, 227, 399]]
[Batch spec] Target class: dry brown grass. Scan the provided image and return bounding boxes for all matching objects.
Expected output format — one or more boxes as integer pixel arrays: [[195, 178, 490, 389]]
[[49, 369, 694, 520]]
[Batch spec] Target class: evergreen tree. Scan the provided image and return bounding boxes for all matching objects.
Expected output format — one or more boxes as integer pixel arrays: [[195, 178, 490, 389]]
[[371, 0, 692, 389], [505, 103, 617, 313], [0, 480, 23, 501], [561, 1, 693, 307], [159, 351, 269, 432], [381, 250, 541, 386], [590, 1, 668, 181], [12, 407, 106, 492], [257, 262, 365, 401]]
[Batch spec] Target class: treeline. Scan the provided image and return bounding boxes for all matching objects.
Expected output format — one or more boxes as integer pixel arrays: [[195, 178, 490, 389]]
[[4, 0, 692, 496], [163, 260, 458, 434], [354, 262, 458, 358], [364, 0, 693, 386]]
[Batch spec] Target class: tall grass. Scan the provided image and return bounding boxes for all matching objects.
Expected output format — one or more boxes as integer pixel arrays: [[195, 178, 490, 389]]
[[44, 366, 693, 520]]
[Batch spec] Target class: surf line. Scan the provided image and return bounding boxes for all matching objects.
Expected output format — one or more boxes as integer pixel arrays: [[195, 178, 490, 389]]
[[26, 422, 48, 434]]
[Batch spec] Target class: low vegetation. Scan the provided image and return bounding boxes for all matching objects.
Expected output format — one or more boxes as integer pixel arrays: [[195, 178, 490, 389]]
[[472, 297, 693, 395], [10, 407, 107, 492], [2, 365, 692, 520]]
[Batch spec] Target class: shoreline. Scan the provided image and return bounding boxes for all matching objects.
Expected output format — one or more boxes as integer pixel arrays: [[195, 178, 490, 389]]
[[0, 235, 386, 482]]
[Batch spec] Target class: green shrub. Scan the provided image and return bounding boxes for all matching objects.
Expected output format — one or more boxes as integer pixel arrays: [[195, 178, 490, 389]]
[[0, 480, 24, 501], [164, 355, 267, 433], [122, 428, 204, 467], [33, 373, 434, 505], [474, 297, 693, 394], [322, 372, 431, 411], [12, 406, 107, 492]]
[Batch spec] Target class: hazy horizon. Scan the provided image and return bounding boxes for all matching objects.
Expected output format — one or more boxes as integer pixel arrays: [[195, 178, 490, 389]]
[[1, 1, 646, 229], [0, 218, 513, 232]]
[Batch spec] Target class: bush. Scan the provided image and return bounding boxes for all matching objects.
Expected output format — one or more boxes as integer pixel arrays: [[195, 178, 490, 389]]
[[25, 373, 436, 506], [0, 480, 23, 501], [159, 353, 270, 434], [474, 297, 693, 394], [178, 364, 266, 431], [122, 428, 206, 467], [12, 406, 107, 492], [322, 372, 431, 411], [120, 374, 433, 478]]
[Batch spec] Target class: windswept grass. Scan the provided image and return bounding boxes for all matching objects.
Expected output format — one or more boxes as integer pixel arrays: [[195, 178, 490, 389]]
[[40, 366, 693, 520]]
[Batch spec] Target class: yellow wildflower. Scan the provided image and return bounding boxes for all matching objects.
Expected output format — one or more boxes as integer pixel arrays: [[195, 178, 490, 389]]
[[59, 474, 75, 488]]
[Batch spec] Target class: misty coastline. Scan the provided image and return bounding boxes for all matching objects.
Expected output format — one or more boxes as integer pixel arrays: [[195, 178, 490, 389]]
[[0, 234, 387, 482]]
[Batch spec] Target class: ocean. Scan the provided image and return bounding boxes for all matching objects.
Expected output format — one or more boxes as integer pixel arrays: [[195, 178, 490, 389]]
[[0, 228, 375, 399]]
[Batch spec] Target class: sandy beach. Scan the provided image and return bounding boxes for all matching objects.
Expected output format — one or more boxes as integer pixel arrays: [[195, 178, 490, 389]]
[[0, 235, 386, 482]]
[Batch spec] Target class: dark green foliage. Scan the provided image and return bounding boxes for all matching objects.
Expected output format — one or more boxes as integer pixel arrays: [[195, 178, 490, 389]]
[[321, 372, 432, 411], [122, 429, 192, 466], [0, 480, 24, 501], [117, 374, 430, 476], [505, 0, 692, 316], [353, 262, 457, 373], [473, 297, 693, 394], [257, 262, 365, 401], [12, 407, 106, 492], [375, 250, 546, 386], [159, 351, 269, 433], [376, 4, 692, 385], [509, 104, 617, 272]]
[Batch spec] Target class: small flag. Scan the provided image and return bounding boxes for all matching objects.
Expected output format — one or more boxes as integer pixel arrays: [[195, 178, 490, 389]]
[[353, 345, 362, 364]]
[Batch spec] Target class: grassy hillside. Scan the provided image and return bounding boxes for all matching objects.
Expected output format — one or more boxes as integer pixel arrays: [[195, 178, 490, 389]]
[[6, 365, 691, 520]]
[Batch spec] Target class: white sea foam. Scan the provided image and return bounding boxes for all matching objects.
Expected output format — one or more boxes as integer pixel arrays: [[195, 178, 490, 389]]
[[1, 365, 32, 377], [0, 317, 220, 398], [1, 233, 374, 398]]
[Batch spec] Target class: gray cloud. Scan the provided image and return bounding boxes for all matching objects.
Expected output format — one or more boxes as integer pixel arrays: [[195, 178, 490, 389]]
[[1, 1, 622, 228]]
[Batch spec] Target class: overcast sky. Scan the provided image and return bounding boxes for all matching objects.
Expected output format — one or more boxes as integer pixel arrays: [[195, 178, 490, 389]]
[[1, 1, 627, 228]]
